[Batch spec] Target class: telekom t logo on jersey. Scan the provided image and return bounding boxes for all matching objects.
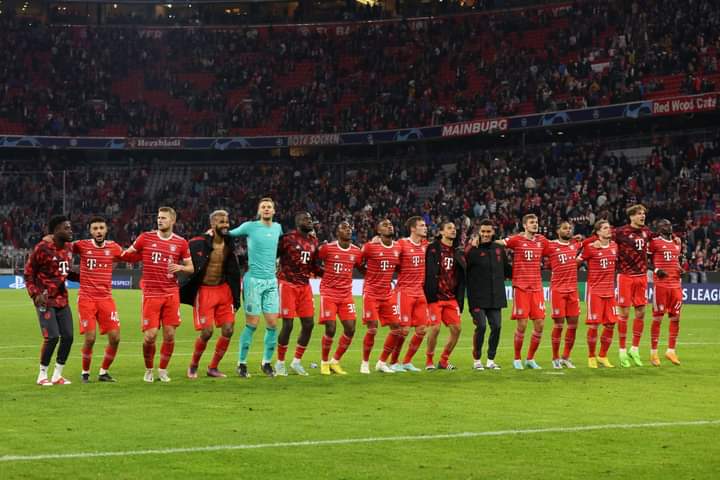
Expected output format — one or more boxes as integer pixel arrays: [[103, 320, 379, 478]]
[[151, 252, 163, 264], [86, 258, 97, 270], [58, 260, 70, 275], [524, 251, 533, 261], [300, 251, 311, 264], [600, 258, 609, 269], [443, 257, 454, 270], [411, 256, 421, 266], [635, 239, 645, 251], [663, 251, 673, 261], [380, 260, 391, 271], [333, 263, 342, 273], [558, 253, 568, 264]]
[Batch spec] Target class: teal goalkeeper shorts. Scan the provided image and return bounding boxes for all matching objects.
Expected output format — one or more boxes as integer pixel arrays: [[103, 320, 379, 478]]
[[242, 276, 279, 316]]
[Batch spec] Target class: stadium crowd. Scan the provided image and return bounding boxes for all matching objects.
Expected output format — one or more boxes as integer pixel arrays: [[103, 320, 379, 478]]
[[1, 0, 719, 136], [1, 134, 718, 273]]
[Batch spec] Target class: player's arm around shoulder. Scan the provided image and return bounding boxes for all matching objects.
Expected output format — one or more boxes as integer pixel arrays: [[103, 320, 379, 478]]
[[228, 220, 252, 238]]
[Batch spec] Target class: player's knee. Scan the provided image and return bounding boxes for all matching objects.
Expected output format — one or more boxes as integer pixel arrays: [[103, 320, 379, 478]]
[[46, 336, 59, 347], [343, 325, 355, 337], [300, 320, 314, 332], [401, 326, 410, 336], [367, 327, 377, 336], [450, 324, 461, 336], [221, 324, 234, 338], [200, 328, 213, 341], [325, 324, 336, 337], [60, 334, 73, 345]]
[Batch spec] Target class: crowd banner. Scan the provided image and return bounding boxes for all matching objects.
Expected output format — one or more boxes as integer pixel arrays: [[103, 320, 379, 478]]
[[0, 93, 716, 151]]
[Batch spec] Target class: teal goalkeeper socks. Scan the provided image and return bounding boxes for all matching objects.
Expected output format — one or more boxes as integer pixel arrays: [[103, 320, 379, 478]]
[[263, 327, 277, 364], [238, 324, 257, 363]]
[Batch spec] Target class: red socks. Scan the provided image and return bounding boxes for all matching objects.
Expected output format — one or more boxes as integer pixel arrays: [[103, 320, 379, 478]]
[[669, 319, 680, 349], [599, 325, 614, 357], [617, 315, 628, 349], [513, 330, 525, 360], [632, 317, 644, 348], [101, 345, 118, 370], [651, 319, 662, 350], [190, 338, 208, 368], [362, 328, 377, 362], [527, 330, 542, 360], [321, 335, 333, 362], [277, 343, 288, 362], [551, 320, 563, 359], [439, 345, 452, 368], [563, 322, 577, 359], [333, 334, 353, 361], [81, 346, 93, 372], [142, 341, 156, 369], [294, 344, 307, 361], [402, 333, 425, 364], [390, 332, 407, 364], [587, 326, 598, 357], [159, 341, 175, 369], [379, 331, 400, 362], [209, 336, 230, 369]]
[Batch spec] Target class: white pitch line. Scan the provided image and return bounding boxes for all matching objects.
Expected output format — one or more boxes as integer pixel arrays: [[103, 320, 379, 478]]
[[1, 420, 718, 463]]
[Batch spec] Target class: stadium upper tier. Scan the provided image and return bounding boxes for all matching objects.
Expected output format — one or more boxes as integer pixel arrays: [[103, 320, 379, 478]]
[[1, 0, 719, 137]]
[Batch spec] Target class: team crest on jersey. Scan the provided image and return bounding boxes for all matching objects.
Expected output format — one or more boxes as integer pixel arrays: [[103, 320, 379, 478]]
[[82, 320, 88, 328], [553, 309, 560, 315], [143, 319, 149, 325], [170, 245, 177, 252], [517, 308, 523, 314], [590, 313, 597, 320], [611, 249, 617, 255], [350, 256, 355, 262], [283, 308, 289, 315], [536, 242, 541, 247], [200, 317, 206, 325], [105, 250, 111, 256]]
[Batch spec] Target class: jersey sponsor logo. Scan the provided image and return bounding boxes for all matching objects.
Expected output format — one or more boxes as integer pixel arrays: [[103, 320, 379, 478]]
[[411, 256, 421, 266], [87, 258, 97, 269], [300, 251, 311, 264], [443, 257, 454, 270], [58, 260, 70, 275]]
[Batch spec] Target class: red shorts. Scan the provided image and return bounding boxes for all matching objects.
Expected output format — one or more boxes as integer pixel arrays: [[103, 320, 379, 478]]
[[652, 285, 683, 317], [550, 289, 580, 319], [511, 288, 546, 320], [77, 296, 119, 335], [428, 300, 461, 326], [193, 283, 235, 331], [319, 295, 356, 323], [280, 280, 315, 319], [362, 293, 400, 326], [396, 290, 428, 327], [586, 293, 618, 325], [142, 292, 181, 331], [616, 274, 648, 307]]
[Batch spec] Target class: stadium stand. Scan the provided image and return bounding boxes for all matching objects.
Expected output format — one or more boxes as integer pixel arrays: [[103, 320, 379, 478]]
[[1, 0, 719, 137]]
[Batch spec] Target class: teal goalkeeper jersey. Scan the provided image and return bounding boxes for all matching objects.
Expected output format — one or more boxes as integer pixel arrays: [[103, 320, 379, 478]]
[[229, 220, 283, 280]]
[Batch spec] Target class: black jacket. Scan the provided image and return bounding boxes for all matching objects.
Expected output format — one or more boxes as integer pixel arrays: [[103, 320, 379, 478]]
[[465, 241, 512, 310], [424, 240, 466, 312], [180, 234, 242, 309]]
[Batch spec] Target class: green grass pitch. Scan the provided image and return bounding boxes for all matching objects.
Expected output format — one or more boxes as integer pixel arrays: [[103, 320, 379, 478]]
[[0, 289, 718, 479]]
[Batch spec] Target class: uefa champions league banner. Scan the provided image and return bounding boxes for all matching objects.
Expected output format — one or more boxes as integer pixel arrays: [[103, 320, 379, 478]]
[[1, 94, 716, 151], [0, 275, 133, 290]]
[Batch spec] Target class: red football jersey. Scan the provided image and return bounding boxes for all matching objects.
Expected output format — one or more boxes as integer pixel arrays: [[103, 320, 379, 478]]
[[318, 241, 362, 300], [72, 239, 123, 300], [130, 231, 190, 297], [437, 243, 458, 300], [579, 241, 618, 297], [277, 230, 320, 285], [505, 234, 548, 291], [543, 239, 579, 293], [649, 237, 682, 288], [361, 240, 401, 299], [613, 225, 652, 276], [395, 237, 428, 296], [24, 240, 75, 308]]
